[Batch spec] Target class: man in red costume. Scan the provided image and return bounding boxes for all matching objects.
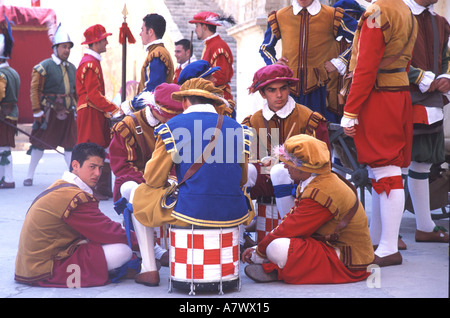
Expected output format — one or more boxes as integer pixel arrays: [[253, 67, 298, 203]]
[[173, 39, 195, 84], [189, 11, 235, 102], [76, 24, 120, 200], [341, 0, 418, 266], [109, 83, 183, 203], [15, 143, 139, 287], [242, 134, 373, 284]]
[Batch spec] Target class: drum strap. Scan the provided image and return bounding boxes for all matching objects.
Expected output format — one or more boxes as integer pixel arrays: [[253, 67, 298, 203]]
[[377, 10, 416, 71], [27, 183, 78, 215], [177, 114, 224, 187], [312, 197, 359, 243], [130, 112, 151, 162], [161, 114, 225, 210]]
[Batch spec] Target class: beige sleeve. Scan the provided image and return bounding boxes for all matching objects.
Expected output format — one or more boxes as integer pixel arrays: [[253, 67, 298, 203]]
[[0, 75, 6, 101], [30, 70, 45, 114], [142, 136, 174, 187]]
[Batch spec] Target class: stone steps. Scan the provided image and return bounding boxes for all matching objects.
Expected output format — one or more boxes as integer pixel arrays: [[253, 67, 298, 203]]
[[164, 0, 237, 99]]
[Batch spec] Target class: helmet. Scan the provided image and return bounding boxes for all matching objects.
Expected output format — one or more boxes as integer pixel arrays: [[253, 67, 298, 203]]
[[52, 23, 74, 48]]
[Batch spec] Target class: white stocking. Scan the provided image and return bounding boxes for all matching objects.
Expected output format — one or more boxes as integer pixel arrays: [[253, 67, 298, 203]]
[[376, 189, 404, 257], [0, 147, 13, 182], [245, 163, 257, 188], [131, 215, 158, 273], [408, 161, 435, 232], [369, 189, 381, 246], [120, 180, 139, 201], [271, 163, 295, 219], [26, 148, 44, 180], [370, 166, 404, 257], [239, 224, 245, 246], [266, 238, 290, 269], [3, 158, 13, 182], [128, 185, 158, 272], [101, 243, 133, 271]]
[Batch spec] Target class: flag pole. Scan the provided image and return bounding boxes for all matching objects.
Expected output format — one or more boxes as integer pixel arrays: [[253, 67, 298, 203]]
[[121, 4, 128, 102]]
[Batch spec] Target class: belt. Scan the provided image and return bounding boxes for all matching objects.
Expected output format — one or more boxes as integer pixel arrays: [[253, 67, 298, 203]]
[[378, 68, 406, 74]]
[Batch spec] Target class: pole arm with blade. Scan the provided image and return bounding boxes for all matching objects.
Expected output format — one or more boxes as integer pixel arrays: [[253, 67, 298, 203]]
[[121, 4, 128, 103], [0, 115, 64, 155]]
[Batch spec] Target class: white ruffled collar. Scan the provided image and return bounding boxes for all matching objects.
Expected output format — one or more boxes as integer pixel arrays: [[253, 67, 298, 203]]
[[51, 54, 69, 66], [403, 0, 435, 15], [292, 0, 321, 16], [203, 33, 219, 44], [300, 174, 317, 193], [183, 103, 217, 114], [145, 105, 160, 127], [61, 171, 93, 195], [262, 96, 296, 121], [84, 48, 102, 61], [145, 39, 164, 51]]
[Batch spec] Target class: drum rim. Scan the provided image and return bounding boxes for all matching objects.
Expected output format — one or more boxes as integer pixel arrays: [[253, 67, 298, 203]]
[[170, 225, 239, 230], [170, 275, 239, 283]]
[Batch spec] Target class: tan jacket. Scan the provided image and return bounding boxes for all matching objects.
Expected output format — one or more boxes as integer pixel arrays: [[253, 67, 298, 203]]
[[300, 173, 374, 270], [15, 181, 96, 283], [268, 5, 344, 95], [349, 0, 418, 91]]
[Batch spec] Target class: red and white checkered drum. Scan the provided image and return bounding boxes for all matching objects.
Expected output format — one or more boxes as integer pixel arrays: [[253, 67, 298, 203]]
[[155, 225, 170, 250], [168, 226, 240, 295], [256, 203, 281, 243]]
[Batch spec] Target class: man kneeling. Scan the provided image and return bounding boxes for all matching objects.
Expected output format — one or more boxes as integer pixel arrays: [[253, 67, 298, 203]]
[[242, 135, 374, 284], [15, 143, 139, 287]]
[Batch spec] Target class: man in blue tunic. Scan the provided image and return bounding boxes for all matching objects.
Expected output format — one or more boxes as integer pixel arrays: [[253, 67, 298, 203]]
[[122, 13, 174, 113], [128, 78, 253, 286]]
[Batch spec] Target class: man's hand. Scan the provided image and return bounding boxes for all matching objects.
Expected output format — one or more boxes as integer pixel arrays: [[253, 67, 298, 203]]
[[324, 60, 338, 73], [241, 247, 255, 264], [276, 57, 289, 66], [434, 77, 450, 93], [35, 115, 44, 124], [343, 126, 356, 137]]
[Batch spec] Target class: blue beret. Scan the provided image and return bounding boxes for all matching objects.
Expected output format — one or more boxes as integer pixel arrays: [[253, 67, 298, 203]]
[[177, 60, 220, 85], [333, 0, 365, 19]]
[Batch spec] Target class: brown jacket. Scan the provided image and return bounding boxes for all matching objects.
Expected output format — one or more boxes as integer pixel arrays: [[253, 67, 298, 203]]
[[349, 0, 418, 91], [242, 103, 327, 160], [300, 173, 374, 270], [15, 181, 96, 283]]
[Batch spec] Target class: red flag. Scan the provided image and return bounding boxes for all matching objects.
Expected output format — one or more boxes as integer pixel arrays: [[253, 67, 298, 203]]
[[119, 22, 136, 44], [31, 0, 41, 7]]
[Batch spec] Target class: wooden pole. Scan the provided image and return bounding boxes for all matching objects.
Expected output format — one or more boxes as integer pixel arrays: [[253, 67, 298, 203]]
[[121, 4, 128, 102]]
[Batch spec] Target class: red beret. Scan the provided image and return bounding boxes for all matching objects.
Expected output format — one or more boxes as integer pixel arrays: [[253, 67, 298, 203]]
[[248, 64, 299, 94], [152, 83, 184, 119], [81, 24, 112, 45], [189, 11, 222, 26]]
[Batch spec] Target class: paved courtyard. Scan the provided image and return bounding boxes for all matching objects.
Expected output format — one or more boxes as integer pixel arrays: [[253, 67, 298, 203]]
[[1, 151, 448, 302]]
